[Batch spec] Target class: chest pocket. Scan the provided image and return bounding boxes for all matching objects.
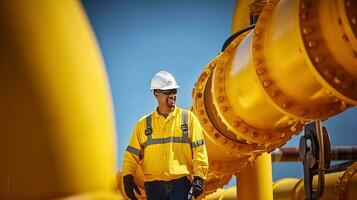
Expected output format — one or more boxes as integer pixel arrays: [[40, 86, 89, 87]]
[[142, 110, 190, 149]]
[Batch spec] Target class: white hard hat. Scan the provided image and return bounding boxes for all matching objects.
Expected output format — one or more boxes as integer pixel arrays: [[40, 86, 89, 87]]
[[150, 71, 180, 90]]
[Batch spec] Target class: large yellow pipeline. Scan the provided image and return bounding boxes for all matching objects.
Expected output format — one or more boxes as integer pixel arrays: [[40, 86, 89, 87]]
[[3, 0, 355, 199], [192, 0, 357, 197], [0, 1, 120, 199], [206, 162, 357, 200]]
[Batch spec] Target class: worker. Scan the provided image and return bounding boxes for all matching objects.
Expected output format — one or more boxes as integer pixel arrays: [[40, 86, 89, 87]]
[[122, 71, 209, 200]]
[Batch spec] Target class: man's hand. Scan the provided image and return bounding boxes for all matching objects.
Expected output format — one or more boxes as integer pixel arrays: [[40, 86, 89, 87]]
[[123, 175, 141, 200], [192, 176, 204, 198]]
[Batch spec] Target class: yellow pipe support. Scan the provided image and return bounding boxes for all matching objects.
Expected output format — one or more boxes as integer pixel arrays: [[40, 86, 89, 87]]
[[0, 1, 119, 199], [236, 153, 273, 200]]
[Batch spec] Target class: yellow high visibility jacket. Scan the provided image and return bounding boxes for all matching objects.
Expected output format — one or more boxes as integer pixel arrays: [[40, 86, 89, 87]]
[[122, 107, 208, 182]]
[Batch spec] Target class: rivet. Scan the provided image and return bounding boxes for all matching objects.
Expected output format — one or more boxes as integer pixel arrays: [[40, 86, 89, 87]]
[[218, 87, 224, 93], [301, 12, 309, 20], [255, 28, 262, 35], [208, 126, 214, 131], [254, 44, 261, 50], [301, 1, 312, 9], [254, 35, 261, 42], [265, 3, 273, 10], [218, 96, 225, 102], [342, 34, 349, 42], [283, 102, 291, 109], [250, 131, 257, 138], [203, 119, 208, 124], [199, 110, 205, 115], [256, 67, 265, 75], [352, 17, 357, 25], [217, 77, 223, 83], [324, 67, 336, 79], [242, 127, 248, 133], [214, 133, 220, 138], [299, 109, 308, 116], [222, 139, 227, 144], [280, 133, 286, 138], [222, 106, 228, 112], [263, 80, 271, 87], [334, 74, 345, 84], [234, 121, 240, 127], [218, 68, 224, 73], [308, 40, 317, 48], [197, 92, 202, 98], [314, 56, 325, 63], [254, 59, 262, 65], [302, 26, 313, 34], [271, 90, 280, 97], [263, 134, 271, 140]]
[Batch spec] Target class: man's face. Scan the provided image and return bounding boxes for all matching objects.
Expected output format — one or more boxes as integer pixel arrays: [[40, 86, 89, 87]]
[[155, 89, 177, 108]]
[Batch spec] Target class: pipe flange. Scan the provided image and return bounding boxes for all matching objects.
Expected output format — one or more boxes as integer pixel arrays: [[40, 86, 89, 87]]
[[343, 0, 357, 45], [209, 158, 254, 174], [335, 162, 357, 199], [299, 0, 357, 106], [193, 56, 265, 155], [253, 0, 327, 119], [211, 29, 302, 147]]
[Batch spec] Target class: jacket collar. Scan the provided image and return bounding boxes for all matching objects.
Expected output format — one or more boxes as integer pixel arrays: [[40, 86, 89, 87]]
[[153, 106, 178, 119]]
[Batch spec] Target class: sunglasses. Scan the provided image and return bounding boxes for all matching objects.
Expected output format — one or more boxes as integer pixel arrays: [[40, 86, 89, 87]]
[[156, 89, 177, 95]]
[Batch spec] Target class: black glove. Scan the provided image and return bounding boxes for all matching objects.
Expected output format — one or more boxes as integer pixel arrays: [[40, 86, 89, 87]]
[[192, 176, 204, 198], [123, 175, 141, 200]]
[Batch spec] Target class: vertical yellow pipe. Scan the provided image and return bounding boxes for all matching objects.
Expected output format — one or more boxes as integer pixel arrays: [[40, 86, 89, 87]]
[[0, 1, 119, 199], [236, 153, 273, 200], [231, 0, 253, 33]]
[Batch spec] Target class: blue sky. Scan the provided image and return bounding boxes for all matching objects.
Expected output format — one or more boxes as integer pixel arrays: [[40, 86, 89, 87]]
[[82, 0, 357, 186]]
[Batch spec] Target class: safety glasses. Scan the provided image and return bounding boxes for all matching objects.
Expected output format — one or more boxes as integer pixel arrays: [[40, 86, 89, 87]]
[[156, 89, 177, 95]]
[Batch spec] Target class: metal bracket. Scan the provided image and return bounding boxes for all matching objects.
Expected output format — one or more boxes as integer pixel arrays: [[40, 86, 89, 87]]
[[299, 121, 331, 200]]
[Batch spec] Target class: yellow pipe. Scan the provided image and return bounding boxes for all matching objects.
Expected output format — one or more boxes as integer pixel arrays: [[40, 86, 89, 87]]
[[0, 1, 119, 199], [231, 0, 253, 33], [192, 0, 357, 197], [236, 153, 273, 200], [206, 163, 357, 199]]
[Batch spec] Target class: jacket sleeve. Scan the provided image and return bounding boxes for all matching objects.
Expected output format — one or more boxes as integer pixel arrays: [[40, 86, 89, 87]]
[[189, 111, 209, 179], [122, 122, 143, 176]]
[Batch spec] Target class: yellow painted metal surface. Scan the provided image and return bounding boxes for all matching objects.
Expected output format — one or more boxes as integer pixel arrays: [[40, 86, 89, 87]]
[[192, 0, 357, 197], [206, 163, 357, 200], [0, 1, 119, 199], [236, 153, 273, 200], [231, 0, 253, 33], [273, 178, 300, 200]]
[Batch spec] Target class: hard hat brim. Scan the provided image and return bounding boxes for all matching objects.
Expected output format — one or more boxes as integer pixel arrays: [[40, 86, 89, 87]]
[[150, 85, 180, 91]]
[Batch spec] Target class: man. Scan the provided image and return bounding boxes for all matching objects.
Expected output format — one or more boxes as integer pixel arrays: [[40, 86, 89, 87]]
[[122, 71, 208, 200]]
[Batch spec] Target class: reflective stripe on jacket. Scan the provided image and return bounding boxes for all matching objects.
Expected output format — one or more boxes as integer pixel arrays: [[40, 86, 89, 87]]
[[122, 107, 208, 182]]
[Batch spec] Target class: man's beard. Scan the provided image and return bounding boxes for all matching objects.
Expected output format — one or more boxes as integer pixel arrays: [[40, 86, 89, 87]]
[[166, 97, 176, 108]]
